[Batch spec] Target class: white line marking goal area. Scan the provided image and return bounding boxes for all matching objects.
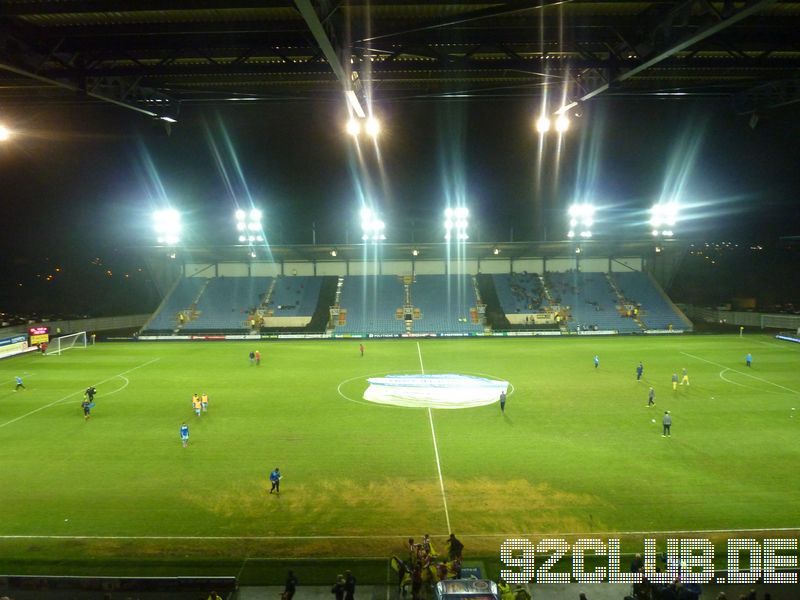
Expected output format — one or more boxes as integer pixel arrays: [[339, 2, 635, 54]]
[[417, 342, 452, 534]]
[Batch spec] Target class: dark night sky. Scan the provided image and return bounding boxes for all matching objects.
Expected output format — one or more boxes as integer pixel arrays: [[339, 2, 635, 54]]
[[1, 94, 799, 312]]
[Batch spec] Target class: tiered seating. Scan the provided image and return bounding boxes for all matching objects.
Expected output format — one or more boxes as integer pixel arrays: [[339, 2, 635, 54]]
[[412, 275, 483, 334], [183, 277, 271, 331], [493, 272, 547, 314], [145, 278, 207, 331], [547, 272, 641, 333], [266, 276, 323, 316], [336, 275, 406, 334], [612, 271, 692, 330]]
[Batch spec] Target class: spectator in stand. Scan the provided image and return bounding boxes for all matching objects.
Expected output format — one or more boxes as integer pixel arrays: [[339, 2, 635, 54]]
[[497, 579, 514, 600], [283, 571, 298, 600], [344, 570, 356, 600], [331, 574, 346, 600]]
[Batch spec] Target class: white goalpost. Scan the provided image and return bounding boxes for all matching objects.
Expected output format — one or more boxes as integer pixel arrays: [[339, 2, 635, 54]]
[[45, 331, 88, 355]]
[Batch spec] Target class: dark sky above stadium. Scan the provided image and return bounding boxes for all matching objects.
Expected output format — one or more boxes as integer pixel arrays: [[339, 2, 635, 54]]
[[1, 95, 800, 262]]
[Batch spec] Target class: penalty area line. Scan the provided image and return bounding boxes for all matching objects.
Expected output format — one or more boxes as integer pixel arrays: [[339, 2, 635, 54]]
[[682, 352, 799, 395], [0, 358, 161, 430], [417, 341, 452, 535]]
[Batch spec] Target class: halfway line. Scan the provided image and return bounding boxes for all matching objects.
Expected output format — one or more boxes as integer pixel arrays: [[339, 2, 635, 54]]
[[681, 352, 798, 395], [417, 341, 452, 534], [0, 357, 161, 430]]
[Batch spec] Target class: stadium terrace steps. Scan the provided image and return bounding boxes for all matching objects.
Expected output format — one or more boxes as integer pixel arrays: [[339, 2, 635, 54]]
[[182, 276, 272, 331], [144, 278, 208, 332], [612, 271, 693, 330], [492, 272, 548, 315], [335, 275, 406, 334], [410, 275, 483, 334], [547, 271, 641, 333], [264, 276, 323, 317]]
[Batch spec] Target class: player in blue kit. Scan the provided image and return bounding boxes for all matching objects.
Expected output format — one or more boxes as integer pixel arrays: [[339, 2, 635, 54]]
[[14, 375, 25, 391], [593, 355, 599, 369], [636, 362, 644, 381], [180, 423, 189, 448], [269, 467, 282, 494]]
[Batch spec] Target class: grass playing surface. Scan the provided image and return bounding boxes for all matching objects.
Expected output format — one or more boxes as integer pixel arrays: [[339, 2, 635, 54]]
[[0, 334, 798, 576]]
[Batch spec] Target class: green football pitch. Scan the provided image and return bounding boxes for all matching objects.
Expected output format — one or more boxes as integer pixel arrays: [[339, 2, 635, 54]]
[[0, 334, 798, 576]]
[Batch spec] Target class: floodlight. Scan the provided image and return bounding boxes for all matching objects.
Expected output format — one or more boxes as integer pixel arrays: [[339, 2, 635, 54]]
[[250, 251, 257, 258], [555, 115, 570, 133], [443, 206, 469, 241], [330, 249, 337, 257], [535, 116, 551, 133], [412, 249, 420, 257], [235, 209, 246, 220], [567, 203, 594, 238], [493, 247, 500, 255], [153, 209, 181, 245], [655, 246, 662, 253], [365, 117, 381, 137], [652, 229, 659, 237], [239, 235, 246, 243], [650, 202, 679, 228], [360, 207, 387, 241], [250, 209, 262, 221], [346, 119, 361, 137], [575, 247, 581, 254], [236, 222, 245, 231], [0, 125, 10, 141]]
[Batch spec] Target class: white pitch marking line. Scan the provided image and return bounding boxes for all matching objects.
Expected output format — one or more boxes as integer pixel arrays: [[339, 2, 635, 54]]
[[719, 368, 748, 389], [0, 358, 160, 430], [682, 352, 799, 395], [417, 341, 452, 535], [2, 525, 800, 541]]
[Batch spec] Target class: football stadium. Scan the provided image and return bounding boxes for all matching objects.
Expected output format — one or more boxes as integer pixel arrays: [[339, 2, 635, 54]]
[[1, 2, 800, 600]]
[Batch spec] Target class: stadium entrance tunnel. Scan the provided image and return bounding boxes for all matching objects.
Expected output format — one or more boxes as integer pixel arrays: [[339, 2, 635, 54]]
[[338, 372, 511, 409]]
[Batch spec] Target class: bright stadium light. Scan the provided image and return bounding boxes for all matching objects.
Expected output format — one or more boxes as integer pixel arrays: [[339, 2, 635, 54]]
[[360, 207, 386, 241], [365, 117, 381, 138], [567, 203, 595, 239], [555, 115, 570, 133], [650, 202, 679, 237], [535, 116, 551, 133], [346, 118, 361, 137], [0, 124, 11, 142], [444, 206, 469, 241], [153, 209, 181, 245], [236, 207, 264, 242]]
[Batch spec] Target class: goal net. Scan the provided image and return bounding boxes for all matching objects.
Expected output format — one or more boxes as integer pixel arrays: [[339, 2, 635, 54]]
[[45, 331, 88, 355]]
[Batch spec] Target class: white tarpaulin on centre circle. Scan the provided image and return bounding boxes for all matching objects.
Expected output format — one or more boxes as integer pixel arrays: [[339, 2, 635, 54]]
[[363, 374, 509, 409]]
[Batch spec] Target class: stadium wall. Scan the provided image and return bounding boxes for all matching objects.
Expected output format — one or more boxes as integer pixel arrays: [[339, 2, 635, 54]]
[[682, 305, 800, 330], [0, 314, 150, 337]]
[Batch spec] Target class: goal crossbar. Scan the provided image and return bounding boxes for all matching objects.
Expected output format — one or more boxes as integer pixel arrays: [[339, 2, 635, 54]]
[[45, 331, 88, 355]]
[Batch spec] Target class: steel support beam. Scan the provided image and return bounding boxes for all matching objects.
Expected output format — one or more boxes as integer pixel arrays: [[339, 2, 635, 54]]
[[358, 0, 573, 43], [0, 24, 178, 119], [732, 76, 800, 114], [556, 0, 778, 113]]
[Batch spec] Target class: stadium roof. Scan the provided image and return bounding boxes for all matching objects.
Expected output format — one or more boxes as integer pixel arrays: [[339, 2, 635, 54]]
[[150, 239, 687, 263], [1, 0, 798, 120]]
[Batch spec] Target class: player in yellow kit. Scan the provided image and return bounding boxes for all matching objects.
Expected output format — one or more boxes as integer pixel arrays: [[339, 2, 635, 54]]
[[192, 393, 202, 416], [201, 393, 209, 413]]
